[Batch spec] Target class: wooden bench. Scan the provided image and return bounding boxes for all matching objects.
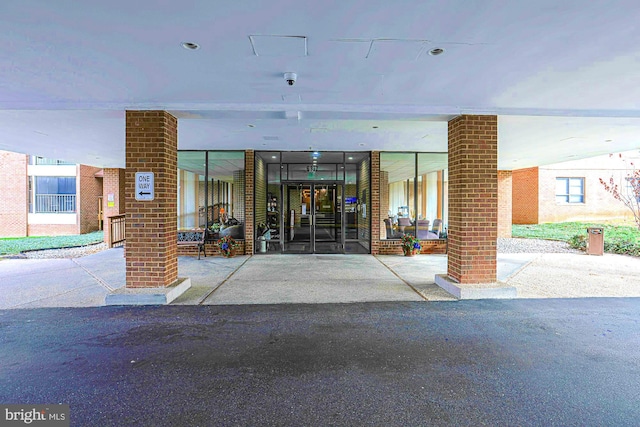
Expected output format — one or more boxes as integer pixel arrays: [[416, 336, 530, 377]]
[[177, 229, 207, 259]]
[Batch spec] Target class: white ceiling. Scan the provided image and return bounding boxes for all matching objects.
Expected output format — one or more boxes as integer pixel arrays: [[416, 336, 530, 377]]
[[1, 0, 640, 169]]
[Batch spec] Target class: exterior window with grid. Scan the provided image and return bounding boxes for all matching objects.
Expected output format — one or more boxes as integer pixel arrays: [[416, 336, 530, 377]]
[[555, 177, 584, 203], [33, 176, 77, 213]]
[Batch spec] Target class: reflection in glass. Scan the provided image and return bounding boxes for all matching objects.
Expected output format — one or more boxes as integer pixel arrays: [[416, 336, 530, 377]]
[[177, 151, 245, 239], [380, 152, 448, 240]]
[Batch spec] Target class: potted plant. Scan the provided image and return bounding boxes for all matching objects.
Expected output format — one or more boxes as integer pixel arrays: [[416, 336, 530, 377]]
[[217, 235, 238, 258], [401, 233, 421, 256]]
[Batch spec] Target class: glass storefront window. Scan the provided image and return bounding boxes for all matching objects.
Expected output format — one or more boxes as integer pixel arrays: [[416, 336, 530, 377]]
[[255, 151, 370, 254], [177, 151, 245, 238], [380, 152, 447, 240]]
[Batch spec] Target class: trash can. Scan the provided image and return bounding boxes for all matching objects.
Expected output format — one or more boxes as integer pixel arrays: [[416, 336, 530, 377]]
[[586, 227, 604, 256], [258, 236, 267, 253]]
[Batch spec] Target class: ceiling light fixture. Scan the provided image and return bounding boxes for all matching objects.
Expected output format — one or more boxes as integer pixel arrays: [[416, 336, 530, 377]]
[[428, 47, 444, 56], [181, 42, 200, 50]]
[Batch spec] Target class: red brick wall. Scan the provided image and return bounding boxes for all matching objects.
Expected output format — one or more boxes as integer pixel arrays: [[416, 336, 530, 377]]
[[244, 150, 254, 255], [512, 167, 539, 224], [78, 165, 103, 234], [125, 111, 178, 288], [497, 170, 512, 238], [103, 168, 126, 217], [0, 151, 28, 237], [177, 241, 247, 258], [371, 151, 380, 254], [377, 239, 447, 255], [447, 115, 498, 284]]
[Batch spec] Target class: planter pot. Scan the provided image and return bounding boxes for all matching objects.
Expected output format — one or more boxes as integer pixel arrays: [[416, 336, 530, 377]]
[[403, 248, 418, 257], [221, 249, 235, 258]]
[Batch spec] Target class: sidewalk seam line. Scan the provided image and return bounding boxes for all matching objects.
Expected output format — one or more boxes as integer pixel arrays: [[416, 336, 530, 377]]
[[71, 259, 115, 292], [374, 256, 430, 302], [197, 256, 253, 305]]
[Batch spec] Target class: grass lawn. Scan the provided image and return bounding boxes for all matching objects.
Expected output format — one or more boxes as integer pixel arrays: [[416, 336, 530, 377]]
[[512, 221, 640, 256], [0, 231, 104, 255]]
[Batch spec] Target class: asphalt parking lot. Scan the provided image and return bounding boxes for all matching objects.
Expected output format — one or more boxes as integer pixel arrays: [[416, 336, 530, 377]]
[[1, 299, 639, 426]]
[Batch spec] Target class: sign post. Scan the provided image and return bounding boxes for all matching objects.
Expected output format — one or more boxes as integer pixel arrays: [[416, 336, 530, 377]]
[[135, 172, 154, 201]]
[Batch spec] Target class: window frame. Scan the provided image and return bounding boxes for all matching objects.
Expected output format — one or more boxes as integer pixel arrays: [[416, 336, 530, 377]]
[[555, 177, 585, 204]]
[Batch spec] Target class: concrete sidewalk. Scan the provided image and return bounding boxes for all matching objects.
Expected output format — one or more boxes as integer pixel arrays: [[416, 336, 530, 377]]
[[1, 248, 639, 309]]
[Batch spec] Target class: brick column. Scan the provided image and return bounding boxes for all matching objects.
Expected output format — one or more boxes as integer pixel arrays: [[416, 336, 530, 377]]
[[498, 170, 513, 238], [125, 111, 178, 288], [244, 150, 255, 255], [371, 151, 381, 254], [447, 115, 498, 284]]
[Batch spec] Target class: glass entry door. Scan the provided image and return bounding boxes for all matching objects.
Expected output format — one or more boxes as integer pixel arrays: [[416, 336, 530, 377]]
[[283, 183, 343, 254]]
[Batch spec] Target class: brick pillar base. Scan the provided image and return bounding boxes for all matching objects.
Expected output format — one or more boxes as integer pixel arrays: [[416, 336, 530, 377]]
[[125, 111, 178, 288], [447, 115, 498, 284]]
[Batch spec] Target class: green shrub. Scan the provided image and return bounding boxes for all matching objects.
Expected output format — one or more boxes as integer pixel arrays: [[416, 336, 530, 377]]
[[569, 234, 586, 251], [604, 240, 640, 257]]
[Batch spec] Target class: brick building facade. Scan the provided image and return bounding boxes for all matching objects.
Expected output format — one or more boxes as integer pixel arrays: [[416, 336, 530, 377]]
[[513, 153, 637, 224], [0, 150, 103, 237]]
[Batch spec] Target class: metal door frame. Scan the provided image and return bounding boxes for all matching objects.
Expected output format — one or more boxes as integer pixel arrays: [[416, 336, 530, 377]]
[[281, 181, 345, 254]]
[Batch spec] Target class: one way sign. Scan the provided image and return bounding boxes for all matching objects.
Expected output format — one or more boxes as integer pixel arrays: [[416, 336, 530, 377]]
[[135, 172, 155, 201]]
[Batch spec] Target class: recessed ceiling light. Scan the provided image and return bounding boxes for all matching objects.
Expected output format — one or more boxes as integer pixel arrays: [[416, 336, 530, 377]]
[[271, 155, 277, 159], [348, 156, 353, 160], [181, 42, 200, 50], [358, 143, 366, 147], [372, 126, 378, 129], [605, 139, 613, 142], [248, 124, 255, 128], [428, 47, 444, 56]]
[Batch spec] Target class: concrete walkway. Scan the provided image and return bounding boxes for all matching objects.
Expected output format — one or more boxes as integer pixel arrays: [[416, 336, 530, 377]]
[[1, 248, 639, 309]]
